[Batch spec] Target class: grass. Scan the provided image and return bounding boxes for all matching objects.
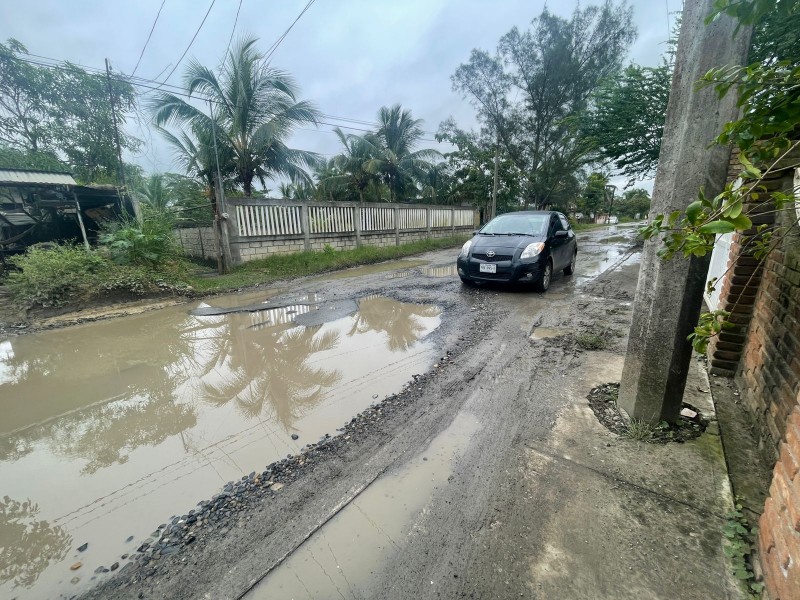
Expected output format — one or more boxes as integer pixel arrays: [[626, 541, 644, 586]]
[[575, 333, 608, 350], [621, 419, 657, 442], [187, 236, 469, 293]]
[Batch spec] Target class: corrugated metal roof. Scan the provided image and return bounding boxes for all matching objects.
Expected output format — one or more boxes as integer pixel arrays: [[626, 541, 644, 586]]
[[0, 168, 76, 186], [0, 211, 36, 226]]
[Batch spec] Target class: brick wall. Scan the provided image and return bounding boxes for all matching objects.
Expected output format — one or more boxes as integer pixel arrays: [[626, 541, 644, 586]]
[[709, 160, 800, 599], [174, 227, 217, 261], [759, 407, 800, 600]]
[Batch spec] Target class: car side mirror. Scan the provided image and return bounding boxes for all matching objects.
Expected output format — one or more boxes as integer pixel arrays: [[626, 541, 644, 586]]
[[554, 230, 568, 238]]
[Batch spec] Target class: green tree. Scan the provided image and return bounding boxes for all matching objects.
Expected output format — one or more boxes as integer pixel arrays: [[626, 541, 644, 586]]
[[318, 128, 380, 203], [436, 118, 522, 214], [150, 36, 320, 198], [363, 104, 442, 203], [584, 63, 672, 181], [0, 38, 139, 182], [451, 2, 636, 207], [616, 188, 651, 218], [579, 172, 610, 218]]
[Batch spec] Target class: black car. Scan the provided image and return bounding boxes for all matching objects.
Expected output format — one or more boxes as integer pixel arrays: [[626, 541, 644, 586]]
[[456, 210, 577, 292]]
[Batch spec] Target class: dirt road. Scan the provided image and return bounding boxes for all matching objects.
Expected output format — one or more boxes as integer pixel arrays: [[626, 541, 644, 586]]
[[1, 225, 643, 600]]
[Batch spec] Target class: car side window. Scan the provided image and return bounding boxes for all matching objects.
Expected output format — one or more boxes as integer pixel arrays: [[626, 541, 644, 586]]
[[558, 214, 570, 231], [550, 215, 563, 235]]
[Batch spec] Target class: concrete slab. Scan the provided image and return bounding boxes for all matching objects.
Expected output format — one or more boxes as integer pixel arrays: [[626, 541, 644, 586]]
[[519, 352, 742, 599]]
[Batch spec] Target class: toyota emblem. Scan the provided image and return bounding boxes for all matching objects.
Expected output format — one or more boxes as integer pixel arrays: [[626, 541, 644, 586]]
[[486, 250, 496, 258]]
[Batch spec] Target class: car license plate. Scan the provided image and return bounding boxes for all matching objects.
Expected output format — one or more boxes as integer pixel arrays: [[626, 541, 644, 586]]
[[479, 263, 496, 273]]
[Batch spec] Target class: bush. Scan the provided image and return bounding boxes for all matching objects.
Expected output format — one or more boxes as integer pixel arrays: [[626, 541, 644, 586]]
[[7, 244, 107, 307], [6, 242, 191, 310], [98, 210, 178, 267]]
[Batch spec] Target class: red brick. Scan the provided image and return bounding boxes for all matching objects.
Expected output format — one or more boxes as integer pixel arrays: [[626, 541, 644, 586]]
[[772, 461, 800, 532]]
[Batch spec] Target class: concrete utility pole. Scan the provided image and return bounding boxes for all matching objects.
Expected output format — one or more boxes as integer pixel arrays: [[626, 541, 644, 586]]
[[618, 0, 752, 424], [104, 59, 127, 191], [208, 99, 232, 274]]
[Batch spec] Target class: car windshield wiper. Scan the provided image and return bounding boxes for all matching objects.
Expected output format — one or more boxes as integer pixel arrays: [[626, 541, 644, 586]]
[[501, 232, 537, 236], [478, 232, 496, 236]]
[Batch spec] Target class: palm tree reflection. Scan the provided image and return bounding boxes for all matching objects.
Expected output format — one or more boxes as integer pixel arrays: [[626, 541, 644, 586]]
[[200, 319, 341, 430], [348, 297, 441, 351], [0, 496, 71, 589]]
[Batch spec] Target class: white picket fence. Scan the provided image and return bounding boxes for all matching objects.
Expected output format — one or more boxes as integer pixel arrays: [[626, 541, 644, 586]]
[[232, 201, 477, 238]]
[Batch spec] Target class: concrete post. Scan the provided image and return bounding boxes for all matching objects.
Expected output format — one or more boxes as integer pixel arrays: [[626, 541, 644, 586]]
[[394, 206, 400, 246], [301, 203, 311, 251], [618, 0, 753, 424], [426, 207, 431, 239], [451, 208, 456, 236], [354, 204, 362, 248]]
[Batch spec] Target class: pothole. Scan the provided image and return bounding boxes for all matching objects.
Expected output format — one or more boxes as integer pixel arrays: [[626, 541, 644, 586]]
[[588, 382, 707, 443]]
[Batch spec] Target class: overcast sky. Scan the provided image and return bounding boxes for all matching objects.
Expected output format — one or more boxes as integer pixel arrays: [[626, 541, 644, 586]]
[[1, 0, 679, 191]]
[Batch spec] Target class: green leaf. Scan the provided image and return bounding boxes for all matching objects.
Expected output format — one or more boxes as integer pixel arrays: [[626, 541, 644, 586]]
[[722, 198, 743, 219], [686, 200, 703, 225], [698, 221, 736, 234], [729, 214, 752, 230]]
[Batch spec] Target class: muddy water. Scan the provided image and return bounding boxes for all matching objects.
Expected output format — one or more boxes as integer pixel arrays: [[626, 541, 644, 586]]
[[247, 411, 481, 599], [0, 296, 441, 599], [313, 259, 428, 280]]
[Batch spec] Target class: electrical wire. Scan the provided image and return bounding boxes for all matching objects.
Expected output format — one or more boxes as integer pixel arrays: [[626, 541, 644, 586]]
[[131, 0, 167, 76], [221, 0, 243, 66], [151, 0, 217, 90], [264, 0, 315, 63]]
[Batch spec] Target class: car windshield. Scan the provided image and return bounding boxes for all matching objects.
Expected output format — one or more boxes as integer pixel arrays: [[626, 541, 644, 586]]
[[479, 213, 548, 236]]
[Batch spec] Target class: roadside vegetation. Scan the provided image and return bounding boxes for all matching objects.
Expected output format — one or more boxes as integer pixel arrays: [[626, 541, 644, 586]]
[[3, 230, 467, 312]]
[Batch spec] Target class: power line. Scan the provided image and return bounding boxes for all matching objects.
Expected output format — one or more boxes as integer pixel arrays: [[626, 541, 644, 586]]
[[221, 0, 243, 67], [264, 0, 316, 63], [152, 0, 217, 91], [131, 0, 167, 77]]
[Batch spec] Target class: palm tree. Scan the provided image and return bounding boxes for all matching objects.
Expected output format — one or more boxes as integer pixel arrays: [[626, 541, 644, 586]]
[[150, 36, 320, 197], [318, 128, 379, 203], [364, 104, 442, 202]]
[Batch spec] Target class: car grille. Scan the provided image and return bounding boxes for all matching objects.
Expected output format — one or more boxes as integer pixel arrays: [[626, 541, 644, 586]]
[[472, 253, 513, 262]]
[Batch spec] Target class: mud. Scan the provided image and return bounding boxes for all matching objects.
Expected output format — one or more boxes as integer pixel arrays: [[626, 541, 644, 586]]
[[1, 226, 644, 600]]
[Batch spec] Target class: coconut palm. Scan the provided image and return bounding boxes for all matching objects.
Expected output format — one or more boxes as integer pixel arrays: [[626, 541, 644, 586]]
[[150, 36, 320, 197], [318, 128, 379, 203], [364, 105, 442, 202]]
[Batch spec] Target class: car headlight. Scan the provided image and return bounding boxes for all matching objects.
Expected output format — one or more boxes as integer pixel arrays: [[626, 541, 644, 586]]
[[520, 242, 545, 259], [459, 239, 472, 258]]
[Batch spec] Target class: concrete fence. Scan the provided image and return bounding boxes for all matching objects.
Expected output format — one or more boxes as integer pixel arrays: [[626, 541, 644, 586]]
[[176, 199, 478, 265]]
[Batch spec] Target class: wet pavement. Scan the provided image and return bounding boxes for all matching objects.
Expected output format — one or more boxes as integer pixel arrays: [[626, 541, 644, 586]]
[[0, 224, 644, 600]]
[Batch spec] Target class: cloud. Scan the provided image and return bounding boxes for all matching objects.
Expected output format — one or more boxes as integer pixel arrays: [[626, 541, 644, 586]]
[[2, 0, 676, 190]]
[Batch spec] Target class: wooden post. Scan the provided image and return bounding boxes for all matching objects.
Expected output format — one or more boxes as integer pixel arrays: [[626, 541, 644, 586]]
[[73, 194, 91, 251]]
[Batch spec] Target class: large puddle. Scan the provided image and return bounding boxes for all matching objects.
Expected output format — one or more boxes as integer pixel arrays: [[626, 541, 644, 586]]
[[247, 411, 480, 599], [0, 295, 441, 599]]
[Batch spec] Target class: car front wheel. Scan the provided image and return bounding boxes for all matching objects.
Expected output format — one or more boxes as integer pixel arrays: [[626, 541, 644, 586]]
[[533, 260, 552, 292]]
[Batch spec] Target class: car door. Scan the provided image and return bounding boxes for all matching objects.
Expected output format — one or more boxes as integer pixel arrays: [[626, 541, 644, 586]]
[[549, 214, 568, 269], [557, 213, 576, 260]]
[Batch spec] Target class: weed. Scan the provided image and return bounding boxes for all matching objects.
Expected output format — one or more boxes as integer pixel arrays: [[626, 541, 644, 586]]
[[621, 418, 656, 442], [575, 333, 607, 350], [724, 501, 763, 598]]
